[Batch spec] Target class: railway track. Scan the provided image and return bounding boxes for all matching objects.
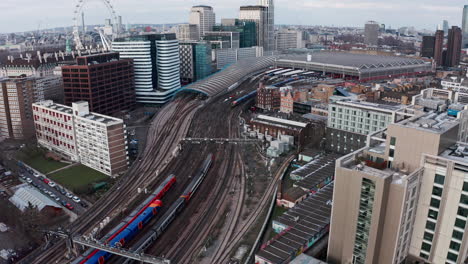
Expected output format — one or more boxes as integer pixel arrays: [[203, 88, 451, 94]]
[[23, 96, 202, 264]]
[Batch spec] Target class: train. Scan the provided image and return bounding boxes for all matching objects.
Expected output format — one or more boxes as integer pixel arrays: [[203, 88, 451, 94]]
[[231, 91, 257, 107], [123, 154, 214, 262], [74, 174, 177, 264]]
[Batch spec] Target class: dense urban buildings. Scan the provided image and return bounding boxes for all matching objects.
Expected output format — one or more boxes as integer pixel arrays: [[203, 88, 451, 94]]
[[203, 31, 240, 49], [328, 105, 468, 264], [213, 19, 257, 48], [275, 29, 303, 50], [364, 21, 379, 46], [33, 100, 129, 177], [62, 52, 135, 115], [445, 26, 463, 67], [189, 5, 216, 38], [112, 34, 181, 104]]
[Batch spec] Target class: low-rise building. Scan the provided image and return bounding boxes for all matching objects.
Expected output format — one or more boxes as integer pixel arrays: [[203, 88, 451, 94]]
[[256, 83, 281, 111], [33, 100, 129, 177]]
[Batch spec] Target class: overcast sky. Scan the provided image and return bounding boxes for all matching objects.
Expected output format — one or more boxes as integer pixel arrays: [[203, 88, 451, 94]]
[[0, 0, 466, 33]]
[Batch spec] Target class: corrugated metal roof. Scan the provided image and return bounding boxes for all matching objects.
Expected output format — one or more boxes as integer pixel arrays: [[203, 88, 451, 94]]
[[9, 184, 59, 211]]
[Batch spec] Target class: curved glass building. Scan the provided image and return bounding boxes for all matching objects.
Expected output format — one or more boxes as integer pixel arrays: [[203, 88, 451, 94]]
[[112, 34, 181, 105]]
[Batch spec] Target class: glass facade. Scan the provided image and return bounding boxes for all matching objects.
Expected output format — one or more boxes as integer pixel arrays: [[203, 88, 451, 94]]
[[353, 178, 376, 264], [194, 43, 213, 81], [212, 20, 257, 48]]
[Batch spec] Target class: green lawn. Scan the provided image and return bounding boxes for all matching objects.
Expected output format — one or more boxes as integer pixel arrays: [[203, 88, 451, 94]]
[[23, 154, 67, 174], [49, 164, 108, 190]]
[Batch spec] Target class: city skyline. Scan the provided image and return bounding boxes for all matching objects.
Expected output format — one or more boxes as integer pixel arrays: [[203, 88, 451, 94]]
[[0, 0, 466, 33]]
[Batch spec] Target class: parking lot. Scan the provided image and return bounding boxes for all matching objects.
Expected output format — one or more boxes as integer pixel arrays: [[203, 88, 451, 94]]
[[18, 163, 89, 215]]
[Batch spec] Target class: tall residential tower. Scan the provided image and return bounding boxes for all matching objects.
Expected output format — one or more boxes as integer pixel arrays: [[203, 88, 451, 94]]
[[258, 0, 274, 51], [462, 5, 468, 49]]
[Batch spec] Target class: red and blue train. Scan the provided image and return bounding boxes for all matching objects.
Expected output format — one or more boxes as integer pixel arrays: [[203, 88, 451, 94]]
[[73, 174, 176, 264], [123, 154, 214, 261]]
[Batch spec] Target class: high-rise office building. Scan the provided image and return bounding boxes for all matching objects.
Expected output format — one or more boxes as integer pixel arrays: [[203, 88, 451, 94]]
[[258, 0, 274, 51], [213, 20, 257, 48], [112, 34, 181, 105], [62, 53, 136, 115], [179, 41, 212, 84], [239, 5, 267, 50], [364, 21, 379, 46], [443, 20, 449, 34], [328, 107, 468, 264], [203, 31, 240, 49], [189, 5, 216, 38], [176, 24, 200, 41], [421, 36, 436, 58], [445, 26, 462, 67], [462, 5, 468, 49], [434, 30, 445, 66]]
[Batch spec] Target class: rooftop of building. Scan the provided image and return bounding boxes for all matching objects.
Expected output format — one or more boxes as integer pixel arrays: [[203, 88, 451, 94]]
[[278, 51, 430, 72], [289, 254, 328, 264], [440, 143, 468, 165], [254, 114, 308, 128], [34, 100, 123, 126], [333, 99, 405, 112], [257, 183, 333, 264], [393, 111, 459, 134], [292, 154, 340, 191]]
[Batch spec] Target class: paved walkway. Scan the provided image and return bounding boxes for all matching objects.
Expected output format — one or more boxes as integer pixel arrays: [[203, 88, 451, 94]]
[[46, 163, 79, 175]]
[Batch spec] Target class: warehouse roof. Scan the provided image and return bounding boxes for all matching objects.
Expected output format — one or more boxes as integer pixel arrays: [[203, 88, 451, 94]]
[[278, 52, 429, 72]]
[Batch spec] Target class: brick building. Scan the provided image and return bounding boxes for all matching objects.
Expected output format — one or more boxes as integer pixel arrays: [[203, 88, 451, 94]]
[[33, 100, 129, 177], [313, 84, 336, 103], [280, 87, 308, 114], [256, 82, 281, 111], [62, 53, 135, 116]]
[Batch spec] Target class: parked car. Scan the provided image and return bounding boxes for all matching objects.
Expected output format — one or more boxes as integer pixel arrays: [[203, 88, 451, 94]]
[[50, 193, 56, 198], [55, 197, 60, 202], [72, 196, 81, 203], [26, 178, 32, 183], [33, 172, 39, 178], [59, 188, 66, 195], [38, 176, 45, 181], [48, 182, 56, 188], [61, 200, 67, 207], [66, 193, 73, 198], [43, 178, 50, 184], [65, 203, 74, 210], [80, 201, 88, 208]]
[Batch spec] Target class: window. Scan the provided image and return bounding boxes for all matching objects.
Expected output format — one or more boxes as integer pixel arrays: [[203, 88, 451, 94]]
[[463, 181, 468, 192], [389, 149, 395, 158], [423, 232, 433, 242], [390, 137, 396, 145], [447, 252, 458, 262], [428, 209, 438, 220], [460, 194, 468, 205], [457, 207, 468, 218], [434, 174, 445, 185], [421, 242, 431, 252], [452, 230, 463, 240], [455, 218, 466, 229], [449, 241, 460, 251], [432, 186, 443, 197], [430, 198, 440, 208], [419, 252, 428, 259], [426, 221, 436, 231]]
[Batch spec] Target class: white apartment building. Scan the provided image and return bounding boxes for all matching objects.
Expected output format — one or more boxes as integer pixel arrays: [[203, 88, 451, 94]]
[[33, 100, 129, 177]]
